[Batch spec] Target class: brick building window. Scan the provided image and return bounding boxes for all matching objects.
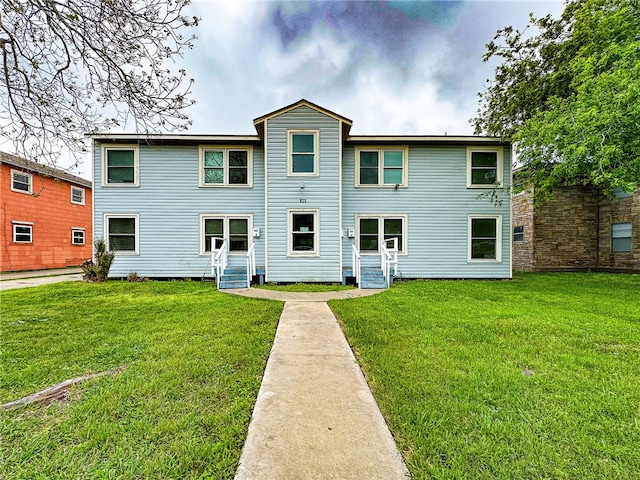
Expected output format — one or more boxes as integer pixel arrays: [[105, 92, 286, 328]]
[[611, 223, 632, 252], [11, 170, 32, 194], [72, 228, 85, 245], [13, 222, 33, 243], [71, 186, 85, 205], [513, 225, 524, 242]]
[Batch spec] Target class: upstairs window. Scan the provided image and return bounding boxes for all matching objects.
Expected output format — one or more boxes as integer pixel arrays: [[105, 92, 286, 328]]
[[612, 223, 632, 252], [13, 222, 33, 243], [199, 147, 252, 187], [11, 170, 32, 194], [466, 147, 503, 188], [288, 131, 318, 175], [103, 146, 138, 186], [469, 215, 502, 261], [356, 147, 408, 187], [71, 186, 85, 205], [357, 216, 406, 253]]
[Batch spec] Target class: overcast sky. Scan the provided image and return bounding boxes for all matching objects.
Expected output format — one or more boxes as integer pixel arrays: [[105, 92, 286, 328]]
[[71, 0, 565, 178]]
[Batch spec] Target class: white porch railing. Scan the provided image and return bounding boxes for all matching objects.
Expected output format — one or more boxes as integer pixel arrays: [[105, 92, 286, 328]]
[[380, 237, 398, 288], [211, 238, 228, 289], [245, 243, 256, 288], [351, 244, 361, 287]]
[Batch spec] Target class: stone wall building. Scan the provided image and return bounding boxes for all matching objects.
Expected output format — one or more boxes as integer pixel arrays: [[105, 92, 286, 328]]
[[512, 186, 639, 273]]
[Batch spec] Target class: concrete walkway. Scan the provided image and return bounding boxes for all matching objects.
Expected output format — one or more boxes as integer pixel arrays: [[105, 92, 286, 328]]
[[0, 268, 83, 291], [228, 288, 410, 479]]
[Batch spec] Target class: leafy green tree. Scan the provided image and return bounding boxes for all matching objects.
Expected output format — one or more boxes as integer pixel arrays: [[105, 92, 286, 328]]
[[473, 0, 640, 198], [0, 0, 198, 166]]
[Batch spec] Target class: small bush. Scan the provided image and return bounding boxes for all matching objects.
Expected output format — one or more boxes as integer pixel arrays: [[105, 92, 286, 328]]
[[82, 238, 114, 282], [127, 272, 147, 282]]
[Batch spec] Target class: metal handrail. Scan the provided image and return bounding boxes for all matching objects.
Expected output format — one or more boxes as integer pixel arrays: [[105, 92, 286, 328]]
[[380, 237, 398, 288], [351, 244, 361, 287], [245, 243, 256, 288], [211, 238, 228, 289]]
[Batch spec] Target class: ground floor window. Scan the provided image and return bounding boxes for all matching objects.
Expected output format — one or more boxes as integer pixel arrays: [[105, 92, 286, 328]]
[[105, 215, 138, 253], [200, 215, 251, 254], [611, 223, 632, 252], [288, 209, 318, 255], [13, 222, 33, 243], [513, 225, 524, 242], [469, 215, 502, 261], [72, 228, 85, 245], [356, 215, 406, 253]]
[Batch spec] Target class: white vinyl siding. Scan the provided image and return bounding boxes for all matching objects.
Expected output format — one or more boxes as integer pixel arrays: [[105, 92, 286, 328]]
[[105, 214, 139, 254], [199, 146, 253, 187], [612, 223, 632, 252], [355, 147, 408, 187], [466, 147, 503, 188], [71, 186, 85, 205], [287, 130, 319, 176], [11, 170, 32, 194], [103, 146, 139, 186]]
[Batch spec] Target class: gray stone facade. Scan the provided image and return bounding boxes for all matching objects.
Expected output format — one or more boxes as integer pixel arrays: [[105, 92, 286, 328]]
[[512, 186, 640, 273]]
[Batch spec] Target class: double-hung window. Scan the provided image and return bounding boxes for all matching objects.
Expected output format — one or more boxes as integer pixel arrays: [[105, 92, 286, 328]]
[[71, 186, 85, 205], [357, 216, 406, 253], [288, 131, 318, 175], [103, 146, 138, 186], [356, 147, 408, 187], [200, 215, 251, 254], [13, 222, 33, 243], [72, 228, 85, 245], [466, 147, 503, 188], [288, 210, 318, 255], [11, 170, 32, 194], [468, 215, 502, 261], [199, 147, 252, 187], [611, 223, 632, 252], [105, 215, 138, 253]]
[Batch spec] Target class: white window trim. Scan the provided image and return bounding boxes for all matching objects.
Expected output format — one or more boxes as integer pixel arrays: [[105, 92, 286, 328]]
[[10, 169, 32, 194], [287, 209, 320, 256], [199, 214, 253, 255], [287, 130, 319, 177], [71, 186, 85, 205], [102, 145, 140, 187], [198, 146, 254, 188], [355, 214, 408, 255], [355, 146, 409, 188], [12, 221, 33, 243], [71, 227, 86, 245], [104, 214, 139, 255], [468, 214, 503, 262], [466, 147, 503, 188]]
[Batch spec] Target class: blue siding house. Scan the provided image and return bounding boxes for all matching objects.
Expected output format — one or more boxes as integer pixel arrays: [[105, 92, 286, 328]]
[[92, 100, 512, 288]]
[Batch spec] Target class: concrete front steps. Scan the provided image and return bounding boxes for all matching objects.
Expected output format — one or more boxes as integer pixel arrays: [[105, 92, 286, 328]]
[[359, 268, 391, 289], [219, 267, 249, 289]]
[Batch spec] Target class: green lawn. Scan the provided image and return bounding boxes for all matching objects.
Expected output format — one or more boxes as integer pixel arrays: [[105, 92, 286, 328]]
[[0, 281, 283, 479], [329, 273, 640, 480]]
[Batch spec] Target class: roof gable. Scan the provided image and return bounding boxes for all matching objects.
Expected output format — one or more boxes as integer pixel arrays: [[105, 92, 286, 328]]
[[0, 151, 92, 188], [253, 99, 352, 138]]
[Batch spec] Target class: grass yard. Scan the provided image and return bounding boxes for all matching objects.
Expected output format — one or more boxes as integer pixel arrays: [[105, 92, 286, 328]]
[[0, 281, 283, 479], [330, 273, 640, 480]]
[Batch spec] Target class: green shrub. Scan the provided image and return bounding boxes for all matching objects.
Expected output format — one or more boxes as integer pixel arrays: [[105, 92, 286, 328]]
[[82, 238, 114, 282]]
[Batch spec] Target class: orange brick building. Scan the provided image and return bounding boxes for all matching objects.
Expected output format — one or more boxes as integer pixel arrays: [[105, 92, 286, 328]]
[[1, 152, 92, 272]]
